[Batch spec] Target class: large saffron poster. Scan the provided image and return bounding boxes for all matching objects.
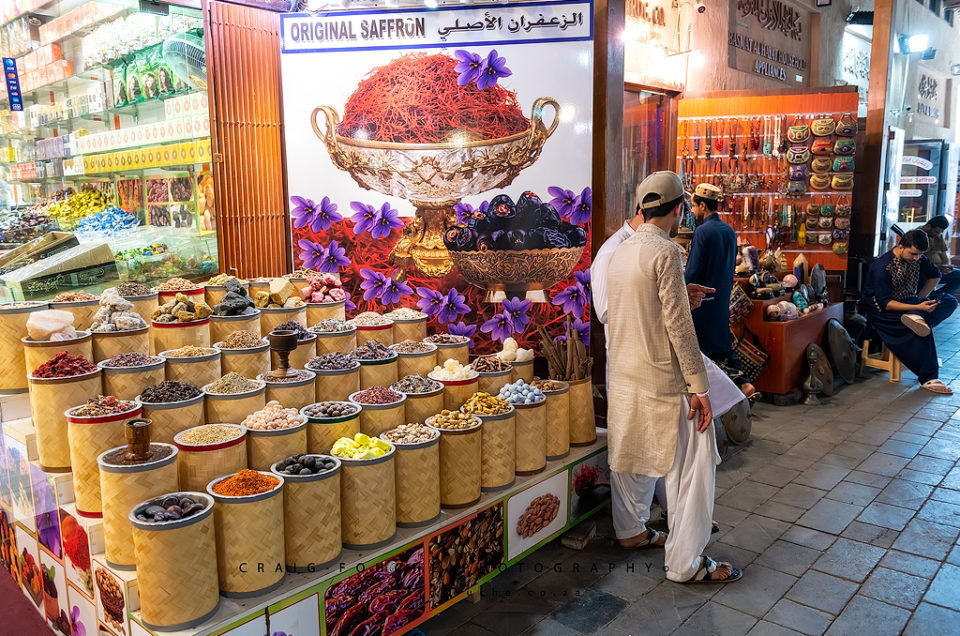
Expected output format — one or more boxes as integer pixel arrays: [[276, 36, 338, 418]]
[[279, 2, 593, 356]]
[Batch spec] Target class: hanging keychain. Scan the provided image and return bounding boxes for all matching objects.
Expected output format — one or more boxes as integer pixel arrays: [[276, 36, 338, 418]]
[[705, 119, 713, 160], [771, 115, 781, 158], [693, 119, 701, 160]]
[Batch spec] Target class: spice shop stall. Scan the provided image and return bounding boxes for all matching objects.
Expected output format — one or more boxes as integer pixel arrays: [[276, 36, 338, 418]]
[[0, 3, 609, 636]]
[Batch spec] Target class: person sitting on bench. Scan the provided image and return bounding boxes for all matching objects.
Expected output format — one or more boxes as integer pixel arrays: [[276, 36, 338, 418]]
[[862, 229, 958, 394]]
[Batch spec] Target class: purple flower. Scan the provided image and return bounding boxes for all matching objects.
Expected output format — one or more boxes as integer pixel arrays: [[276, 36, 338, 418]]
[[416, 286, 445, 318], [477, 49, 512, 90], [71, 605, 85, 636], [438, 288, 470, 324], [570, 187, 592, 225], [553, 318, 589, 346], [552, 282, 588, 318], [454, 50, 483, 86], [481, 311, 515, 342], [298, 239, 326, 271], [502, 296, 532, 330], [309, 196, 342, 232], [359, 268, 388, 301], [381, 271, 413, 305], [350, 201, 379, 235], [448, 321, 478, 348], [454, 201, 489, 225], [290, 196, 317, 230], [319, 239, 350, 273], [372, 202, 403, 239], [547, 187, 579, 219], [344, 290, 356, 312], [575, 269, 591, 293]]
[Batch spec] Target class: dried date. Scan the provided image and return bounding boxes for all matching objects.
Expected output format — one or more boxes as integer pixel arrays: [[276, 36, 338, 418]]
[[515, 494, 560, 539], [428, 503, 504, 607]]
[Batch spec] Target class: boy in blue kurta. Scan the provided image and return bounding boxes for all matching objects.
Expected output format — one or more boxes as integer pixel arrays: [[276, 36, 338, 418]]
[[862, 229, 957, 394], [684, 184, 737, 364]]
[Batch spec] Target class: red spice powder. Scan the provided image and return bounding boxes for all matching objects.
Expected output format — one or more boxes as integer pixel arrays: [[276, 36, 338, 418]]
[[64, 525, 90, 572], [337, 53, 530, 144]]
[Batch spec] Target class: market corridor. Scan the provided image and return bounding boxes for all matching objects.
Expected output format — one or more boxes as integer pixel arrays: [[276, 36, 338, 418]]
[[421, 313, 960, 636]]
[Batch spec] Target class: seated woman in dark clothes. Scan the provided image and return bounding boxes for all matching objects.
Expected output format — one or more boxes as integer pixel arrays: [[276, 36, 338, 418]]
[[862, 229, 958, 394]]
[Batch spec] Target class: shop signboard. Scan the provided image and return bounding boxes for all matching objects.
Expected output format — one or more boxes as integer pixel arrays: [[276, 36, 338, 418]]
[[623, 0, 688, 91], [280, 1, 594, 356], [914, 65, 947, 127], [727, 0, 811, 85]]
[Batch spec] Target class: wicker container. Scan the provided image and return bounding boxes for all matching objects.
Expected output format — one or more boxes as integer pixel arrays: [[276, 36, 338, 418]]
[[514, 400, 547, 475], [98, 442, 179, 569], [160, 348, 221, 387], [91, 326, 151, 362], [270, 456, 341, 572], [338, 446, 396, 549], [174, 425, 247, 492], [247, 279, 270, 297], [382, 431, 441, 527], [568, 377, 596, 446], [67, 402, 143, 517], [429, 339, 469, 366], [354, 321, 394, 347], [310, 362, 361, 402], [155, 286, 204, 303], [302, 403, 361, 454], [511, 359, 534, 384], [541, 381, 571, 459], [391, 344, 437, 378], [476, 368, 513, 396], [390, 316, 427, 343], [349, 391, 406, 437], [473, 408, 516, 491], [216, 340, 270, 379], [207, 472, 285, 597], [426, 416, 482, 508], [306, 300, 345, 326], [152, 319, 212, 354], [29, 369, 102, 470], [22, 331, 93, 378], [130, 492, 219, 630], [204, 281, 250, 307], [121, 292, 159, 329], [245, 417, 308, 471], [0, 302, 48, 391], [259, 370, 317, 409], [400, 385, 444, 425], [285, 277, 310, 295], [203, 381, 266, 425], [359, 354, 399, 389], [312, 326, 357, 356], [140, 393, 205, 444], [99, 357, 165, 401], [429, 372, 480, 411], [49, 298, 100, 331], [209, 311, 261, 344], [260, 306, 306, 334], [271, 334, 316, 370]]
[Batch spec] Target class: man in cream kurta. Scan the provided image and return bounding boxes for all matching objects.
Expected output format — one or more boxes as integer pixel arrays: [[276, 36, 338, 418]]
[[607, 171, 741, 584]]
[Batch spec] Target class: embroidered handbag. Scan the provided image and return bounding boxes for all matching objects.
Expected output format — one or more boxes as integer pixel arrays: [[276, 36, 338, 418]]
[[811, 117, 836, 136], [787, 146, 811, 164], [834, 138, 855, 155], [789, 165, 806, 180], [834, 216, 851, 229], [733, 328, 769, 383], [811, 157, 832, 174], [787, 119, 810, 143], [729, 284, 752, 326], [805, 216, 819, 230], [837, 196, 851, 217], [810, 174, 831, 190], [833, 228, 850, 241], [818, 216, 834, 228], [833, 242, 848, 255], [820, 203, 836, 217], [806, 203, 821, 215], [787, 180, 806, 197], [818, 231, 833, 245], [833, 156, 854, 172], [835, 113, 857, 137], [811, 139, 833, 155], [832, 174, 854, 190]]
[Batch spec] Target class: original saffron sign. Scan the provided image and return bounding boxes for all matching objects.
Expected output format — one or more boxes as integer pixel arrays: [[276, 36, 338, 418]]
[[727, 0, 810, 85]]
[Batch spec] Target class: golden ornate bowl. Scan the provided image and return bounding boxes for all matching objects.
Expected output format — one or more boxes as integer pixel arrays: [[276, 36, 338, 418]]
[[450, 247, 584, 294]]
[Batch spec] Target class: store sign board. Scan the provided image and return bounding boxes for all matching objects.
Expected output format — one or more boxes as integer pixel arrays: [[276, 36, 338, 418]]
[[915, 66, 946, 126], [901, 176, 937, 185], [3, 58, 22, 112], [727, 0, 810, 85], [623, 0, 686, 91], [279, 1, 594, 356]]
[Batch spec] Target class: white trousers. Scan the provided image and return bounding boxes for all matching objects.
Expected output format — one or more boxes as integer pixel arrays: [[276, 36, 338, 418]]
[[610, 398, 716, 582]]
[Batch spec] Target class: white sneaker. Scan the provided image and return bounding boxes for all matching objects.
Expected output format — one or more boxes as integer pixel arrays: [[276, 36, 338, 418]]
[[901, 314, 931, 337]]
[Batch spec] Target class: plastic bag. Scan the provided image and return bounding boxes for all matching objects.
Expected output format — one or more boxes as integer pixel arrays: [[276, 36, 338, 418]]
[[125, 54, 144, 103]]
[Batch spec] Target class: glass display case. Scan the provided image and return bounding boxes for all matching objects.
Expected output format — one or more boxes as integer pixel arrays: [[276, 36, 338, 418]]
[[0, 0, 216, 296]]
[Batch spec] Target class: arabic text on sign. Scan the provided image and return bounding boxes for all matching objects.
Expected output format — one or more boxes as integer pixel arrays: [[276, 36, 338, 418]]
[[902, 155, 934, 170], [736, 0, 803, 42], [900, 189, 922, 198]]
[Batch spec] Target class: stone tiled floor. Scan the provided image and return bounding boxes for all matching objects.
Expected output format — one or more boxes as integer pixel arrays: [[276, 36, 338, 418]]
[[420, 312, 960, 635]]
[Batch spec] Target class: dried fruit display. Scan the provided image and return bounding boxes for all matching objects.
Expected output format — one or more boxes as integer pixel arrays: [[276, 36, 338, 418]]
[[515, 494, 560, 539], [96, 566, 125, 632], [170, 177, 193, 202], [428, 503, 504, 607], [324, 545, 425, 636]]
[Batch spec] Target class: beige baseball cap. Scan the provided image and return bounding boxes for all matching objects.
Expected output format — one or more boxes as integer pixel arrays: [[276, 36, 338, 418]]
[[638, 171, 685, 210], [694, 183, 722, 201]]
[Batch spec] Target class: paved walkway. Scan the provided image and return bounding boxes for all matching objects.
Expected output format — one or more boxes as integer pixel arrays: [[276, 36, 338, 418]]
[[421, 312, 960, 636]]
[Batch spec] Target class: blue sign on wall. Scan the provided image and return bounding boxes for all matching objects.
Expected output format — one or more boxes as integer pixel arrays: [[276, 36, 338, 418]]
[[3, 58, 23, 111]]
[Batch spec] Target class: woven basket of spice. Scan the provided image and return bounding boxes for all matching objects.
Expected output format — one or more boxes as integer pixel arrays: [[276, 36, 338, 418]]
[[243, 401, 308, 471], [258, 369, 316, 410], [384, 308, 428, 343], [426, 411, 482, 508], [306, 300, 346, 326], [49, 294, 100, 331], [174, 424, 247, 492], [91, 325, 150, 363], [331, 437, 396, 549], [307, 355, 361, 402], [270, 455, 342, 572], [0, 301, 49, 391], [532, 379, 570, 459], [21, 330, 93, 378], [380, 424, 440, 527], [390, 374, 443, 425], [310, 321, 357, 356], [462, 393, 516, 491], [98, 354, 165, 401], [349, 387, 406, 437], [215, 332, 270, 379], [470, 355, 514, 395], [209, 311, 261, 345], [159, 346, 221, 388], [203, 374, 266, 425], [349, 314, 394, 347], [152, 318, 211, 355], [138, 381, 205, 444], [301, 401, 361, 454], [390, 340, 437, 377], [30, 354, 102, 471], [424, 333, 469, 366]]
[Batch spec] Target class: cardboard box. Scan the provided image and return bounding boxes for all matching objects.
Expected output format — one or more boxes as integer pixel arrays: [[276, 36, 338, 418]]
[[0, 231, 80, 272], [0, 243, 119, 301]]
